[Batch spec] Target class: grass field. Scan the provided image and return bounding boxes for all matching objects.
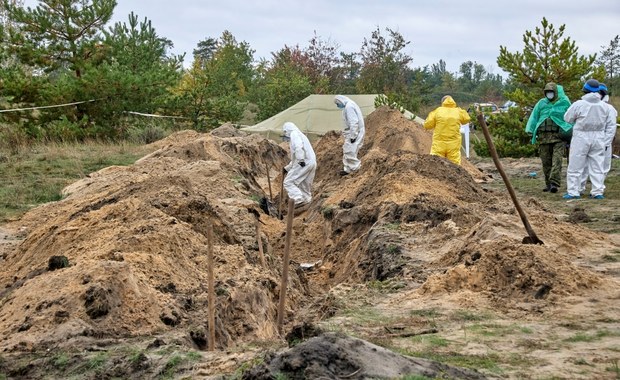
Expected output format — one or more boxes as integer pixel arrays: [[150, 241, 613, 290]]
[[0, 141, 152, 222], [471, 154, 620, 234]]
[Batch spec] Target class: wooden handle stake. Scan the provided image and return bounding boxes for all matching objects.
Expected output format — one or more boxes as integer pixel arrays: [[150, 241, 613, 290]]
[[278, 170, 285, 219], [277, 199, 295, 334], [207, 222, 216, 350], [265, 160, 273, 202]]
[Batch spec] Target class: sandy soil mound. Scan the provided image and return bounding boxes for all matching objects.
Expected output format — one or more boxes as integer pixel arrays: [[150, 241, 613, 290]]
[[422, 236, 601, 301], [291, 107, 608, 309], [314, 107, 485, 185], [0, 127, 299, 351], [243, 332, 487, 380]]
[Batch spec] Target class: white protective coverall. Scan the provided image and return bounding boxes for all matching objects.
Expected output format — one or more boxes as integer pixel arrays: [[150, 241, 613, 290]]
[[579, 94, 618, 192], [282, 122, 317, 205], [335, 95, 365, 174], [564, 93, 616, 197], [601, 95, 618, 176]]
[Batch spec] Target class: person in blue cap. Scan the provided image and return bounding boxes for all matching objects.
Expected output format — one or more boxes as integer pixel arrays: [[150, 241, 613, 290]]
[[598, 84, 618, 178], [563, 79, 616, 199], [578, 83, 619, 192]]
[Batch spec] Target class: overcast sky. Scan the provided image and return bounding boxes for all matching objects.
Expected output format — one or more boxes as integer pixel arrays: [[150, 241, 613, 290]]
[[24, 0, 620, 75]]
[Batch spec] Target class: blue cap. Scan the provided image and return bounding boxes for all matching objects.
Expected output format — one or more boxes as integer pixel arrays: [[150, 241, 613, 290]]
[[583, 78, 600, 93]]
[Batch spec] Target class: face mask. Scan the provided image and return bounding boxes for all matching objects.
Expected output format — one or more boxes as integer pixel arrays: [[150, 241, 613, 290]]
[[336, 103, 345, 109], [545, 92, 554, 100]]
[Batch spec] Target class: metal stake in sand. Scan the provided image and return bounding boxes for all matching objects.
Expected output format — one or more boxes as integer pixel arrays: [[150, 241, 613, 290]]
[[477, 113, 543, 245], [207, 222, 216, 350], [256, 219, 266, 267], [277, 199, 295, 334]]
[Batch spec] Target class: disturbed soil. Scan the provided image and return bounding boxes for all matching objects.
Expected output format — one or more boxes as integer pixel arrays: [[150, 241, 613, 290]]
[[0, 109, 618, 379]]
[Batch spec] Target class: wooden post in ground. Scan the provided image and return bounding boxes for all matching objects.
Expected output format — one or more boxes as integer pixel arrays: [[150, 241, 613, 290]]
[[277, 199, 295, 335], [278, 170, 285, 219], [207, 222, 216, 351], [256, 220, 266, 267], [265, 160, 273, 202]]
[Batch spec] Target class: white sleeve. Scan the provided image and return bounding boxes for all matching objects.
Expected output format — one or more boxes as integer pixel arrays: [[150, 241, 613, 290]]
[[344, 106, 360, 138], [605, 107, 618, 146], [291, 133, 305, 161], [564, 103, 578, 124]]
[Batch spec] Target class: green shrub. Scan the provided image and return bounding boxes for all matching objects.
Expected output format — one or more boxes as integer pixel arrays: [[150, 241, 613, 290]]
[[52, 353, 69, 370], [472, 107, 537, 158], [44, 115, 89, 141], [375, 94, 406, 114], [127, 124, 168, 144]]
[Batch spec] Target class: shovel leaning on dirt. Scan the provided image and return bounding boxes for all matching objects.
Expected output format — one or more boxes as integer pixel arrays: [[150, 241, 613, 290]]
[[477, 113, 544, 245]]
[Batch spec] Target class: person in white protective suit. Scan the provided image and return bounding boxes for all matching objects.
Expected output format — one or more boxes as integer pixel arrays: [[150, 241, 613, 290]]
[[282, 122, 317, 209], [578, 83, 618, 193], [334, 95, 365, 176], [600, 85, 618, 177], [563, 79, 617, 200]]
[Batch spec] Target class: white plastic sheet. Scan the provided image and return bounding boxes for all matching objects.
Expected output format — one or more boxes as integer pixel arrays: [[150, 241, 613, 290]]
[[460, 123, 470, 159]]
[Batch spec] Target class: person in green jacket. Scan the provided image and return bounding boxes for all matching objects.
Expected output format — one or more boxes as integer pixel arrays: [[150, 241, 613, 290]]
[[525, 83, 573, 193]]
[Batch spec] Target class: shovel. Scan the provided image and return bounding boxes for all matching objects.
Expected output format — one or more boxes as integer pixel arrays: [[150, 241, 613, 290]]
[[477, 113, 543, 245]]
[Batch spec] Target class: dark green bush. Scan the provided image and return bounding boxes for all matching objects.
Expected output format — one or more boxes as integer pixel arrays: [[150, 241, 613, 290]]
[[472, 107, 537, 158]]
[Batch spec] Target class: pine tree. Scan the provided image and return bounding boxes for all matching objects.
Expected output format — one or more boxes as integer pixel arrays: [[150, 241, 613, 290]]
[[93, 12, 183, 132], [497, 17, 605, 107], [2, 0, 116, 78], [1, 1, 183, 140], [596, 35, 620, 94]]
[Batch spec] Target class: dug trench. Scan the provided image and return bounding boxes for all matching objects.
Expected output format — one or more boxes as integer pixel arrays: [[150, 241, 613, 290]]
[[0, 110, 618, 379]]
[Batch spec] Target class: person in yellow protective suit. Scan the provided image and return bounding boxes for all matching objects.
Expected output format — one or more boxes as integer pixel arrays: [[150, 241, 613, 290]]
[[423, 95, 471, 164]]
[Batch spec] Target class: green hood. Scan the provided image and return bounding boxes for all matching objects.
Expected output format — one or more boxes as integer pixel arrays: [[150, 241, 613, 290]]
[[525, 84, 573, 144]]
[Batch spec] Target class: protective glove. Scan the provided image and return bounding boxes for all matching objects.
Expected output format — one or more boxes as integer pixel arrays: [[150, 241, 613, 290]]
[[299, 161, 306, 167], [350, 138, 356, 143]]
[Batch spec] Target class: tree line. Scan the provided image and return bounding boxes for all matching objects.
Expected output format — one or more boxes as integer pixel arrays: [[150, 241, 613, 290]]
[[1, 1, 618, 156]]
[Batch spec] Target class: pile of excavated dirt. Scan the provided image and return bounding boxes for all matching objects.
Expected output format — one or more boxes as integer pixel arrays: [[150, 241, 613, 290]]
[[288, 106, 609, 308], [0, 106, 614, 378], [243, 332, 487, 380], [313, 107, 485, 186], [421, 236, 601, 301], [0, 126, 300, 352]]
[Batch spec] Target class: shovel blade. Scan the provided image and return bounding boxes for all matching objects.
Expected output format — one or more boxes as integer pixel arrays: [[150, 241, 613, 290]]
[[522, 235, 544, 245]]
